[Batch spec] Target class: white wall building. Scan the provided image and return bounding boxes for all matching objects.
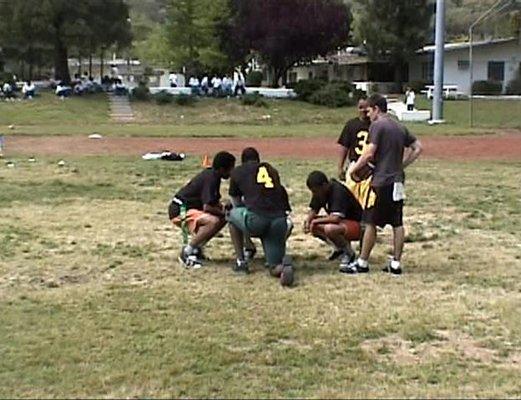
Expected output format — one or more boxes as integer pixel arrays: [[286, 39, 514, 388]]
[[409, 37, 521, 95]]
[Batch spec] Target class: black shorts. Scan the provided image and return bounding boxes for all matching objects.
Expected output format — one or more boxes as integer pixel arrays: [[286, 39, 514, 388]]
[[363, 184, 403, 228]]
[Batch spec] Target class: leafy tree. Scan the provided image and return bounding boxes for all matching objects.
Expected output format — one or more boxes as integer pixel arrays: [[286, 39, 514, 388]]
[[353, 0, 433, 85], [223, 0, 351, 87], [0, 0, 132, 82], [165, 0, 229, 76]]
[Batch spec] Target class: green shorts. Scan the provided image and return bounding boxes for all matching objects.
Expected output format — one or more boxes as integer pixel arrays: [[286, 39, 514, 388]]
[[227, 207, 287, 266]]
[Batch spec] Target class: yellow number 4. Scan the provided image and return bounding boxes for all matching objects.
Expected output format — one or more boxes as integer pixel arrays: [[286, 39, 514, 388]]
[[257, 166, 274, 188]]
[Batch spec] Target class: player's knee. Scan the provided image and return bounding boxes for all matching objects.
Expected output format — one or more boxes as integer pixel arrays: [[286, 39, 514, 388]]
[[323, 223, 342, 237]]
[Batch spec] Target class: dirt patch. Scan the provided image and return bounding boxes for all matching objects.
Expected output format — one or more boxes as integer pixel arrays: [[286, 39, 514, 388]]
[[361, 330, 504, 366], [4, 131, 521, 161]]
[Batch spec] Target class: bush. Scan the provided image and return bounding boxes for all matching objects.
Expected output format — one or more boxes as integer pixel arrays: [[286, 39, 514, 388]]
[[293, 78, 327, 101], [472, 80, 502, 95], [308, 82, 357, 108], [154, 90, 174, 105], [246, 71, 263, 87], [506, 78, 521, 95], [241, 92, 269, 108], [130, 82, 150, 101], [175, 93, 197, 106], [506, 69, 521, 95]]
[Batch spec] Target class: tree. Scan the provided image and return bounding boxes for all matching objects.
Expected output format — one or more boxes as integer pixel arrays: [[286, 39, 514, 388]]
[[223, 0, 351, 87], [0, 0, 132, 82], [165, 0, 229, 76], [353, 0, 433, 86]]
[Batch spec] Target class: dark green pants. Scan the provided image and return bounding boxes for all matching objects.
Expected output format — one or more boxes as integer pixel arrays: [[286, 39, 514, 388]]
[[227, 207, 287, 266]]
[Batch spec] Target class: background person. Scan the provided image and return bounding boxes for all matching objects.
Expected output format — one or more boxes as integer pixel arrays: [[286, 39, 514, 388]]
[[22, 80, 36, 99], [405, 87, 416, 111]]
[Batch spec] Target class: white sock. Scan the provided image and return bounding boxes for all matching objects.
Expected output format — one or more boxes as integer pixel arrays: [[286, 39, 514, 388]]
[[391, 260, 401, 270], [357, 258, 368, 268]]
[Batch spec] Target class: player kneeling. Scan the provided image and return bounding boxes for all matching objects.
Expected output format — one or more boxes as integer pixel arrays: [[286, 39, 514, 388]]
[[227, 147, 294, 286], [304, 171, 363, 270], [168, 151, 236, 268]]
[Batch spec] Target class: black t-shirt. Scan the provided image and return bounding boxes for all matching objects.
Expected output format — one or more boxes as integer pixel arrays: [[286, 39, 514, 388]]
[[229, 161, 291, 217], [309, 179, 362, 221], [337, 117, 371, 162], [174, 168, 221, 210]]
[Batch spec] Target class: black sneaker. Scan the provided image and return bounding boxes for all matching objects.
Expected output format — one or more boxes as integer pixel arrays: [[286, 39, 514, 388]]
[[382, 263, 402, 275], [244, 247, 256, 262], [338, 253, 357, 274], [179, 247, 203, 269], [327, 248, 344, 261], [233, 259, 250, 274], [280, 256, 294, 287]]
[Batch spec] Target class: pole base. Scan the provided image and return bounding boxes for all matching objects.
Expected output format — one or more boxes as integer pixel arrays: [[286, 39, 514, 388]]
[[428, 119, 445, 125]]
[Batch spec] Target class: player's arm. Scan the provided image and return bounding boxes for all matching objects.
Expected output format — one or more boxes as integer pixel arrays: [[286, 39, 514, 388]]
[[310, 213, 342, 228], [203, 203, 225, 217], [304, 209, 318, 233], [350, 143, 376, 177], [337, 146, 349, 180], [403, 139, 423, 169]]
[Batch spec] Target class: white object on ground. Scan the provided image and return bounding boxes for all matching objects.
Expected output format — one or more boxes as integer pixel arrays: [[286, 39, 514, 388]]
[[88, 133, 103, 139], [388, 101, 430, 122], [58, 160, 66, 167]]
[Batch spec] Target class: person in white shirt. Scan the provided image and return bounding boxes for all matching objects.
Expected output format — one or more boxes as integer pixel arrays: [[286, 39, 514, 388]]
[[201, 75, 209, 95], [405, 87, 415, 111], [211, 76, 222, 97], [56, 81, 72, 99], [22, 81, 36, 99], [233, 68, 246, 96], [169, 72, 178, 88], [2, 82, 15, 100]]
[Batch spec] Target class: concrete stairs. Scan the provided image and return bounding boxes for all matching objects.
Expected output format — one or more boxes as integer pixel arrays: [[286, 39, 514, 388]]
[[109, 93, 135, 123]]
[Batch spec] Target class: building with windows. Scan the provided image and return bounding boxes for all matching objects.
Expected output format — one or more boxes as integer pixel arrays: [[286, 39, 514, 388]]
[[409, 37, 521, 95]]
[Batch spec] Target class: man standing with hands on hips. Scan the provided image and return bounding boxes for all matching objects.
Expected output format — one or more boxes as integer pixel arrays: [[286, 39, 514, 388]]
[[345, 94, 423, 275]]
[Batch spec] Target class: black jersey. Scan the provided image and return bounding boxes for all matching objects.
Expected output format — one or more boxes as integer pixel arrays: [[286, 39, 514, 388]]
[[174, 168, 221, 210], [229, 161, 291, 217], [337, 117, 371, 162], [309, 179, 362, 221]]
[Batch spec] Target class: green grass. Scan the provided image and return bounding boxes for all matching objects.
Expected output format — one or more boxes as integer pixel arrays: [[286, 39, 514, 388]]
[[1, 91, 520, 138], [1, 155, 520, 397]]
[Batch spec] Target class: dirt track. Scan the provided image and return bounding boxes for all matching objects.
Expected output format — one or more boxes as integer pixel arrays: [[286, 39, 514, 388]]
[[4, 132, 521, 161]]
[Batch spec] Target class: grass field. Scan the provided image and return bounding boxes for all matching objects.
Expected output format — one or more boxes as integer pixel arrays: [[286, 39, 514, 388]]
[[1, 92, 520, 138], [1, 155, 520, 397]]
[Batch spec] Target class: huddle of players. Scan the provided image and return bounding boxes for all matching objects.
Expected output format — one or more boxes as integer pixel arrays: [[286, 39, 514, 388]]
[[168, 93, 423, 286]]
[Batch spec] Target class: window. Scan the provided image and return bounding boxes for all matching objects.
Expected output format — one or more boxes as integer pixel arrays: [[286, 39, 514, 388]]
[[488, 61, 505, 82], [458, 60, 469, 70]]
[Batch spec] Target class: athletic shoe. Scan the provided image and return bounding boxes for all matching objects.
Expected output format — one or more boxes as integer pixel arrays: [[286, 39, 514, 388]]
[[244, 247, 256, 262], [233, 259, 250, 274], [179, 246, 203, 269], [269, 264, 283, 278], [280, 256, 294, 287], [327, 248, 344, 261], [192, 247, 207, 261], [382, 262, 402, 275]]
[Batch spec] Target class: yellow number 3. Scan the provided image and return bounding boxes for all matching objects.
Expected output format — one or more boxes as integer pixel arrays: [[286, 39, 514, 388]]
[[257, 166, 274, 188]]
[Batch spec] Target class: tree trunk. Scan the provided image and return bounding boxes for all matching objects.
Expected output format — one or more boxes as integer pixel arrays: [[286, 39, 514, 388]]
[[89, 54, 93, 77], [100, 49, 105, 78], [54, 35, 70, 83]]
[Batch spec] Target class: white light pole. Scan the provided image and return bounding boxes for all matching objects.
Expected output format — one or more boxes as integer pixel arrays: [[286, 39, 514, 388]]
[[431, 0, 446, 124]]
